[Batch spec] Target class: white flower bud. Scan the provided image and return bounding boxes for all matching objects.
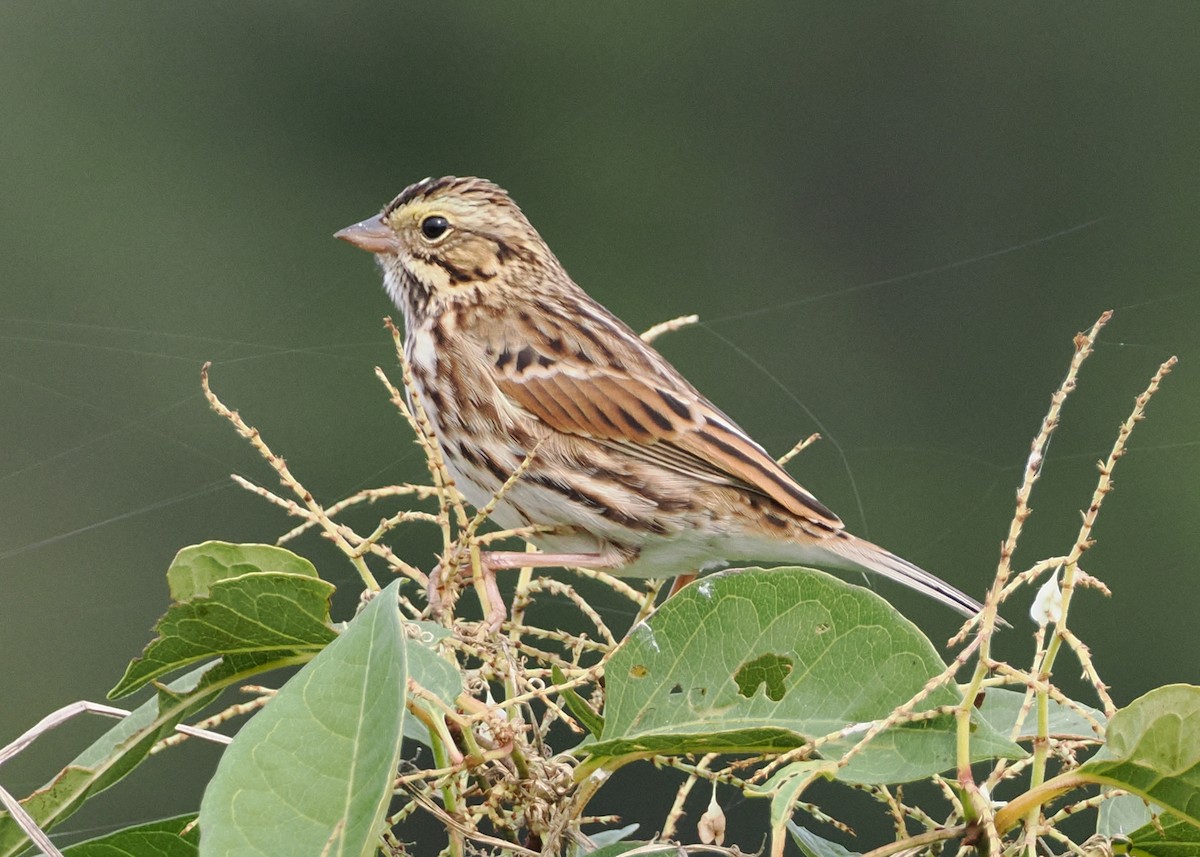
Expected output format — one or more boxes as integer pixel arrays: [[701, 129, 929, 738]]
[[698, 784, 726, 846], [1030, 570, 1063, 626]]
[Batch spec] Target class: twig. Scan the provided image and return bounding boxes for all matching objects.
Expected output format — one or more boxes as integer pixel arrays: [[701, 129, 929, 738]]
[[202, 363, 382, 592], [777, 433, 821, 466], [951, 310, 1112, 646], [662, 753, 718, 840], [641, 314, 700, 343]]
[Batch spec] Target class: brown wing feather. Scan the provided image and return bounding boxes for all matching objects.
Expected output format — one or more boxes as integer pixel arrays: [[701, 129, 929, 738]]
[[494, 347, 843, 529]]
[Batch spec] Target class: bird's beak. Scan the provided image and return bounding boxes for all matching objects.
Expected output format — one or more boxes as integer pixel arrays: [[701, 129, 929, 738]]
[[334, 214, 396, 254]]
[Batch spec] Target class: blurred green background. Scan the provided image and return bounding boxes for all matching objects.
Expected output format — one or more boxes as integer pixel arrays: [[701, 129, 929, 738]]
[[2, 2, 1197, 851]]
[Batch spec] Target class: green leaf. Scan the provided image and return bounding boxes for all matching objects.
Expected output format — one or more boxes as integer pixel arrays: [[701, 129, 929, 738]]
[[1128, 813, 1200, 857], [1077, 684, 1200, 827], [1097, 791, 1155, 837], [579, 824, 639, 851], [975, 686, 1106, 742], [399, 620, 461, 746], [111, 543, 336, 698], [745, 761, 835, 854], [61, 814, 199, 856], [0, 666, 218, 857], [787, 822, 863, 857], [166, 541, 320, 600], [199, 579, 408, 857], [588, 567, 1022, 784], [587, 844, 674, 857], [553, 665, 604, 735]]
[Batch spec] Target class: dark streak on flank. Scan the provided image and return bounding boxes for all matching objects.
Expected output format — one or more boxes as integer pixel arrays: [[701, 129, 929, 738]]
[[528, 474, 668, 534], [764, 513, 789, 529], [456, 442, 481, 467], [479, 451, 510, 483], [645, 490, 695, 515]]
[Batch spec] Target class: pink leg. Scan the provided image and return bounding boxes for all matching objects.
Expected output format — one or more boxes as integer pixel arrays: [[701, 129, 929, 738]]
[[477, 551, 621, 632], [426, 551, 621, 632], [667, 572, 698, 598], [479, 551, 617, 572]]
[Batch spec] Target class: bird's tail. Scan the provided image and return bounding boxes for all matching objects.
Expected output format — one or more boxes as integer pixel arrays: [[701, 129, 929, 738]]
[[825, 533, 997, 623]]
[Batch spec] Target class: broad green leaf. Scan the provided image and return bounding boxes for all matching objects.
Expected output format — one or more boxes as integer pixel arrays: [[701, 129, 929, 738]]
[[1128, 813, 1200, 857], [400, 620, 462, 746], [975, 686, 1105, 742], [588, 567, 1022, 784], [111, 543, 336, 698], [166, 541, 320, 600], [1077, 685, 1200, 827], [787, 822, 863, 857], [1097, 791, 1154, 837], [0, 666, 218, 857], [199, 579, 408, 857], [61, 814, 199, 856]]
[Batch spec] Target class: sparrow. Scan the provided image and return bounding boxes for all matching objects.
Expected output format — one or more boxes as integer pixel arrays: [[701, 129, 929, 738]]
[[336, 177, 987, 628]]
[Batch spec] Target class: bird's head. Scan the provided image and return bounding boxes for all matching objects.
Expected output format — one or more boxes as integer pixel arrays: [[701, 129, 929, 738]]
[[336, 176, 559, 323]]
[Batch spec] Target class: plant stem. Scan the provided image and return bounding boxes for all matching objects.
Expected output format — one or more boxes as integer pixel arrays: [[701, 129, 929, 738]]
[[860, 824, 968, 857]]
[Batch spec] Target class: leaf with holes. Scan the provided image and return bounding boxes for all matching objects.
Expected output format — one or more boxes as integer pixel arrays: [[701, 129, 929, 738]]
[[584, 567, 1022, 784]]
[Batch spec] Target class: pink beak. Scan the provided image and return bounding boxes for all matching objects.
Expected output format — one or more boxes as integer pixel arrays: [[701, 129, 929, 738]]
[[334, 214, 396, 254]]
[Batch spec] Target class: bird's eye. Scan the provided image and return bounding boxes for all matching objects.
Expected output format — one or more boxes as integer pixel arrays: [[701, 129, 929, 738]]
[[420, 215, 450, 241]]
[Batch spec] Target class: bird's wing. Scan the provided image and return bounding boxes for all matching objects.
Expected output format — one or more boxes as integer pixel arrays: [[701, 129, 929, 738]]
[[491, 336, 843, 529]]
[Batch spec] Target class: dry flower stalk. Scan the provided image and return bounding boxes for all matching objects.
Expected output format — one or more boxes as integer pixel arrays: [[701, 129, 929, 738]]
[[191, 310, 1176, 856]]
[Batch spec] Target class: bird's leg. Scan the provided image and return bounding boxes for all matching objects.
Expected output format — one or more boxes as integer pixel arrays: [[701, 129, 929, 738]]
[[478, 551, 616, 571], [425, 550, 621, 632], [667, 572, 698, 598], [474, 550, 619, 633], [425, 558, 454, 621]]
